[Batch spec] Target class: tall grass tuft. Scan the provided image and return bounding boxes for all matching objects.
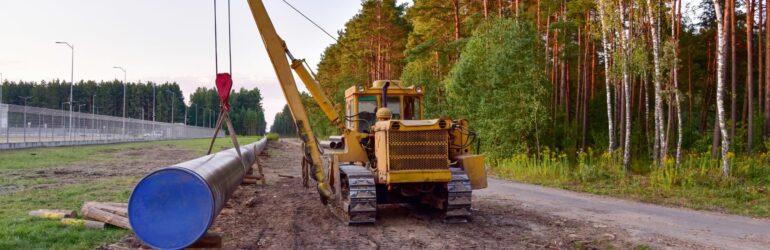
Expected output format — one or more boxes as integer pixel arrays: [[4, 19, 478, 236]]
[[491, 149, 770, 218]]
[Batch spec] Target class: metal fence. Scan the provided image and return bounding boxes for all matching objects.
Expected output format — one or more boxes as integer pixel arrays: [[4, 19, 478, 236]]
[[0, 104, 222, 150]]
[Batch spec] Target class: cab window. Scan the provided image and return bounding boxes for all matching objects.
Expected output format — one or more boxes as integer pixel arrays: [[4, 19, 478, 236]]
[[403, 96, 421, 120], [387, 96, 401, 120], [357, 96, 377, 132]]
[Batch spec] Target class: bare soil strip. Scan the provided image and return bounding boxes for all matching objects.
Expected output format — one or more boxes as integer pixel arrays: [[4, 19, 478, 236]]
[[109, 139, 768, 249], [205, 140, 675, 250]]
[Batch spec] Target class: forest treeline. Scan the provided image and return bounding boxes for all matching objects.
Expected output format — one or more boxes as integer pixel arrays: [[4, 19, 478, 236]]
[[0, 80, 267, 135], [270, 0, 770, 177]]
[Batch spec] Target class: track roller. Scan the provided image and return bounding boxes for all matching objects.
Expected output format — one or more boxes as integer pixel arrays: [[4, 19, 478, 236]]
[[336, 165, 377, 224], [443, 167, 472, 223]]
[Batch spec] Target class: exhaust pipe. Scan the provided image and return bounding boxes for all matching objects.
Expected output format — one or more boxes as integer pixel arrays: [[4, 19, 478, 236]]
[[128, 138, 268, 249], [381, 81, 390, 108]]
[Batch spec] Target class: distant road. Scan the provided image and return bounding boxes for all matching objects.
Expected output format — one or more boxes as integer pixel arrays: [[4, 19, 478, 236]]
[[477, 179, 770, 250]]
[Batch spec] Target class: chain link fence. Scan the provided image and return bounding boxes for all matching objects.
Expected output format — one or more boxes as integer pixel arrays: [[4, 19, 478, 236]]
[[0, 104, 222, 150]]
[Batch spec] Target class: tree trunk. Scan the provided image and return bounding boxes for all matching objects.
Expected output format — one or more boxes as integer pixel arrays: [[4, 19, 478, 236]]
[[453, 0, 461, 41], [483, 0, 489, 19], [582, 16, 591, 152], [748, 0, 755, 152], [765, 0, 770, 136], [577, 26, 583, 134], [592, 42, 597, 99], [759, 0, 764, 112], [712, 116, 722, 157], [702, 40, 716, 133], [672, 0, 683, 167], [730, 0, 737, 141], [647, 0, 666, 167], [713, 0, 731, 177], [620, 0, 633, 170], [567, 62, 571, 123], [498, 0, 503, 17], [645, 76, 652, 156], [689, 55, 693, 122], [598, 0, 616, 153]]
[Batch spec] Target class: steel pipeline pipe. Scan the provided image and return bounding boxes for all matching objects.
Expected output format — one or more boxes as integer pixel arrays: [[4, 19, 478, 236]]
[[128, 137, 268, 249]]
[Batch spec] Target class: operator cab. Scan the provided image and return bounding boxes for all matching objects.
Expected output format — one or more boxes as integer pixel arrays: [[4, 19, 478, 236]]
[[344, 80, 423, 132]]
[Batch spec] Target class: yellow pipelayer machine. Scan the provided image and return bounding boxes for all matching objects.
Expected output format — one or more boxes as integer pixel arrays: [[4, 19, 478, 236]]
[[247, 0, 487, 224]]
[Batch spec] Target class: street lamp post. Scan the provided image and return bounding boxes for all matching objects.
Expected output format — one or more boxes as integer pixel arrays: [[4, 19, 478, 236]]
[[184, 105, 188, 125], [165, 90, 175, 123], [61, 101, 70, 140], [112, 66, 127, 140], [19, 96, 32, 143], [194, 104, 198, 127], [55, 41, 74, 141]]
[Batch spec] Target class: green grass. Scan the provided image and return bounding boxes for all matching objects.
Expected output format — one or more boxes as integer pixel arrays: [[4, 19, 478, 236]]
[[493, 149, 770, 218], [0, 177, 136, 250], [0, 136, 264, 171], [0, 136, 262, 249], [169, 136, 264, 155]]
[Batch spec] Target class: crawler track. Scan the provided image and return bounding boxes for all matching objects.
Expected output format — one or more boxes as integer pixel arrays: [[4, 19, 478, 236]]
[[444, 167, 472, 223], [336, 164, 377, 224]]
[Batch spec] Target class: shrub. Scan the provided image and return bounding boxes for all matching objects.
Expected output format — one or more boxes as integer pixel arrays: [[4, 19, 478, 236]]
[[446, 19, 548, 159], [266, 133, 280, 141]]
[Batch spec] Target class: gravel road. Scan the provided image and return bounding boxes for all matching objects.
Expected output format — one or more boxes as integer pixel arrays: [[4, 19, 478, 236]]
[[480, 179, 770, 250]]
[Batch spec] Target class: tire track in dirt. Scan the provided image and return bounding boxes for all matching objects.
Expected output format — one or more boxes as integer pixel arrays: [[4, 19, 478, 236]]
[[207, 139, 683, 249]]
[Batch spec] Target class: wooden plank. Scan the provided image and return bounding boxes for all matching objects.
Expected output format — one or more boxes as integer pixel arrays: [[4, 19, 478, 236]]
[[81, 205, 131, 229], [60, 218, 106, 229], [82, 202, 128, 217], [28, 209, 77, 219]]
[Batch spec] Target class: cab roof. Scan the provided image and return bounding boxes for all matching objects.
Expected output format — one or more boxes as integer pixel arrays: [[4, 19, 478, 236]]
[[344, 80, 423, 98]]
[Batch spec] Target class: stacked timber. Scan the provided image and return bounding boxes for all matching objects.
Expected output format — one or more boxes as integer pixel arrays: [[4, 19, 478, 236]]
[[80, 202, 130, 229], [28, 202, 129, 230]]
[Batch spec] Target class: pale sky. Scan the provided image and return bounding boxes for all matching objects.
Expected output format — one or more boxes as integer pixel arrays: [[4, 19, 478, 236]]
[[0, 0, 410, 128], [1, 0, 704, 129]]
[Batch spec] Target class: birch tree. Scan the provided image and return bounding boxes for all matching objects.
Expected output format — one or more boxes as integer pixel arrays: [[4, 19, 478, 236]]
[[671, 0, 683, 166], [618, 0, 633, 170], [597, 0, 616, 153], [712, 0, 731, 177], [647, 0, 666, 167]]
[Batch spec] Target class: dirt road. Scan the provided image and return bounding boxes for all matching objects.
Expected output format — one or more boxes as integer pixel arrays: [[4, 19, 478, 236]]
[[110, 139, 767, 249], [480, 180, 770, 250], [198, 139, 770, 250]]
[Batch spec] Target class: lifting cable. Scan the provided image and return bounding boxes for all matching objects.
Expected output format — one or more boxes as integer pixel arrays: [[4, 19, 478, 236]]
[[213, 0, 234, 76], [207, 0, 249, 172], [280, 0, 339, 43], [280, 0, 363, 62]]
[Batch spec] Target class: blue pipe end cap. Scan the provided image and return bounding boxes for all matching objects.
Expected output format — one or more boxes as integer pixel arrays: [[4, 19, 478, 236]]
[[129, 167, 215, 250]]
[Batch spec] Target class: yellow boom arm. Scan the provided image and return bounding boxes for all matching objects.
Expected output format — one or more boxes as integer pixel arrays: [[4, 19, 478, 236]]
[[247, 0, 331, 199], [290, 57, 345, 131]]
